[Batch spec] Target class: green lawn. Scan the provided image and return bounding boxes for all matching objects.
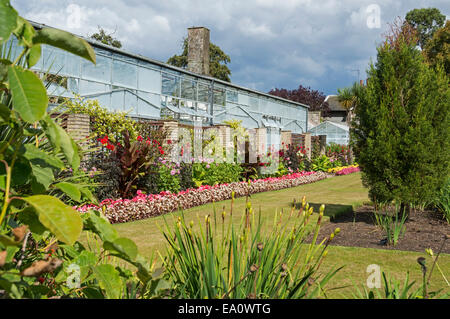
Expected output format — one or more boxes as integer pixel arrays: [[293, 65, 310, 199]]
[[106, 172, 449, 298], [113, 173, 368, 256]]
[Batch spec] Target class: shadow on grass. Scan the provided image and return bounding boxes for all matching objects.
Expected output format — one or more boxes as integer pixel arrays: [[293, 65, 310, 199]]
[[294, 202, 354, 220]]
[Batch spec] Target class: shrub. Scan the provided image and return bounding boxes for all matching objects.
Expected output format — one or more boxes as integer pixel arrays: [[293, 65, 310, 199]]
[[62, 96, 138, 144], [179, 163, 195, 191], [310, 155, 331, 172], [351, 20, 450, 212], [84, 152, 121, 202], [279, 144, 303, 173], [192, 161, 243, 187], [155, 161, 181, 194]]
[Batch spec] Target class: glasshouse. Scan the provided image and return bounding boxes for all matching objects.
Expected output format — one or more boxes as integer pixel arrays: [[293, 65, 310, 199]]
[[308, 121, 349, 145], [8, 21, 309, 137]]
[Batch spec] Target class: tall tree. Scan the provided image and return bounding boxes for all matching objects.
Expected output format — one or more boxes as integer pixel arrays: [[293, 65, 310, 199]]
[[423, 20, 450, 76], [90, 26, 122, 48], [405, 8, 446, 49], [351, 20, 449, 217], [268, 85, 330, 116], [167, 38, 231, 82]]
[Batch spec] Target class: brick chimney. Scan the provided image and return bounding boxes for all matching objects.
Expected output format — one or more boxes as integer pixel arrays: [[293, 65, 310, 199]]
[[187, 27, 210, 76]]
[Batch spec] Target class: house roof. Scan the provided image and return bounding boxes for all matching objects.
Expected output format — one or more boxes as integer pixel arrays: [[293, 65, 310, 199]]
[[324, 95, 346, 111], [308, 120, 349, 132]]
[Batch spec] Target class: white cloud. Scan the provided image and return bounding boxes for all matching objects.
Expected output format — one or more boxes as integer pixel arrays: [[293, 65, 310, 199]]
[[239, 18, 275, 38]]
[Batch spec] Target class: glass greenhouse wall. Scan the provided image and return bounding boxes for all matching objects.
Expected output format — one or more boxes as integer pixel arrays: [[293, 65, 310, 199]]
[[9, 22, 309, 138], [308, 121, 349, 145]]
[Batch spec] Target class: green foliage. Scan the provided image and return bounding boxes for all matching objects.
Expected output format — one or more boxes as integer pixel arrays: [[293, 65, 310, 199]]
[[192, 162, 243, 186], [423, 20, 450, 76], [161, 199, 341, 298], [155, 163, 181, 194], [167, 37, 231, 82], [62, 96, 138, 143], [0, 1, 162, 299], [430, 177, 450, 223], [310, 155, 331, 172], [89, 27, 122, 49], [274, 162, 289, 177], [351, 21, 450, 207], [179, 162, 194, 190], [0, 0, 18, 45], [405, 8, 446, 49], [8, 65, 48, 122]]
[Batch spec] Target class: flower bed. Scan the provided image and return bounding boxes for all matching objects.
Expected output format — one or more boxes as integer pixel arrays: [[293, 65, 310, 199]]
[[328, 165, 360, 175], [77, 171, 330, 224]]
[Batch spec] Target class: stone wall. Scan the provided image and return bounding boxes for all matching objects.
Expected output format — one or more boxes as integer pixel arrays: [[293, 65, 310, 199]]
[[65, 113, 90, 141]]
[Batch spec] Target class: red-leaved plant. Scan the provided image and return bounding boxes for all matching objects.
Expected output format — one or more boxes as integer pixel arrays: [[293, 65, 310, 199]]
[[112, 131, 167, 198]]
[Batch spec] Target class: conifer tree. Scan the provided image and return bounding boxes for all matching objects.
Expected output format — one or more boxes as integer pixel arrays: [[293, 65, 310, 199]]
[[352, 21, 450, 216]]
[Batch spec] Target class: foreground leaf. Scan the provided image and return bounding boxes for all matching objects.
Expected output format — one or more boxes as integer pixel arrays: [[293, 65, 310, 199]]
[[33, 28, 96, 64], [92, 264, 122, 299], [0, 0, 18, 44], [8, 65, 48, 122], [40, 115, 80, 169], [83, 210, 118, 243], [54, 182, 81, 202], [22, 195, 82, 245], [103, 237, 138, 261]]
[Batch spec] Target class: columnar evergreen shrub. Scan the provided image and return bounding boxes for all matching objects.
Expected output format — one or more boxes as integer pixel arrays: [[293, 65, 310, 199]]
[[352, 22, 450, 212]]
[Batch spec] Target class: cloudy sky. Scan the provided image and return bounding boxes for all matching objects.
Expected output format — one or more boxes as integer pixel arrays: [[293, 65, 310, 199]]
[[11, 0, 450, 95]]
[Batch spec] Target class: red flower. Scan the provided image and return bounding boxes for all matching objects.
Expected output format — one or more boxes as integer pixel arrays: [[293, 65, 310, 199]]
[[38, 277, 45, 284], [106, 143, 115, 151], [167, 139, 172, 144], [99, 135, 109, 145], [137, 135, 143, 141]]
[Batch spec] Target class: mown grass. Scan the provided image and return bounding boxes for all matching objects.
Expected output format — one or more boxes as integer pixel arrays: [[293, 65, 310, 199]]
[[113, 173, 368, 256], [106, 172, 449, 298], [319, 245, 449, 298]]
